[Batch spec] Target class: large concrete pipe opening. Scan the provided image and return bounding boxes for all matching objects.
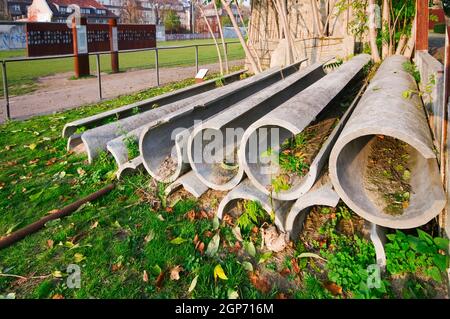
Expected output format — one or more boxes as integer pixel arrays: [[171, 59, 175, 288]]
[[188, 62, 327, 191], [141, 61, 308, 183], [329, 55, 446, 229], [240, 54, 372, 201]]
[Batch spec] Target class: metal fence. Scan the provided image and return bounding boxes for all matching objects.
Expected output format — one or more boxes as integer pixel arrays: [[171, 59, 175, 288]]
[[0, 41, 242, 120]]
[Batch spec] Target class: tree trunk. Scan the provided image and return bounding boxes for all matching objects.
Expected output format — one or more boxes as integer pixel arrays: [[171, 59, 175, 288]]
[[368, 0, 381, 62], [221, 0, 261, 73], [273, 0, 294, 64], [199, 5, 224, 75], [382, 0, 391, 59], [311, 0, 324, 37], [235, 0, 246, 28], [395, 34, 408, 55], [403, 16, 416, 59], [213, 1, 229, 73]]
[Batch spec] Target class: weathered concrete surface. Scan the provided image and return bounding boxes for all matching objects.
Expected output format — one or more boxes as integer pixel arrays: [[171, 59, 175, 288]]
[[329, 55, 446, 229], [283, 175, 340, 240], [370, 223, 387, 268], [216, 179, 293, 232], [140, 61, 306, 183], [240, 54, 371, 201], [62, 70, 245, 139], [187, 60, 325, 191], [116, 156, 144, 180], [165, 171, 209, 198]]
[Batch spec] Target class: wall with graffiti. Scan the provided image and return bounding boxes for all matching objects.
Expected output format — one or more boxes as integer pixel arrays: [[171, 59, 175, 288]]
[[0, 24, 27, 51]]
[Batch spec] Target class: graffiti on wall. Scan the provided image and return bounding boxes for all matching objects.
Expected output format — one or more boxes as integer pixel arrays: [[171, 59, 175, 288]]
[[0, 24, 27, 51]]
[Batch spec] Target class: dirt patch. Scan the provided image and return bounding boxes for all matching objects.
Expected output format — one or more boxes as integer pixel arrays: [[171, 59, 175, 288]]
[[211, 147, 239, 185], [364, 136, 412, 216], [156, 156, 177, 181]]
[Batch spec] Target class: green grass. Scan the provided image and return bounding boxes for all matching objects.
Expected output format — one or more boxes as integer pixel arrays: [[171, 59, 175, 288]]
[[0, 39, 244, 97]]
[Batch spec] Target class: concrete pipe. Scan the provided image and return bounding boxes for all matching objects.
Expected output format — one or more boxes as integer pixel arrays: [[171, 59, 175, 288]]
[[216, 179, 293, 232], [62, 70, 245, 139], [239, 54, 372, 201], [165, 171, 210, 198], [71, 68, 272, 163], [329, 55, 446, 229], [187, 62, 327, 191], [284, 174, 340, 240], [140, 60, 308, 183]]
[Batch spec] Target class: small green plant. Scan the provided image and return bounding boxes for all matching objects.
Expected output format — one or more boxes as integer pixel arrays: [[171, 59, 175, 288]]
[[215, 77, 225, 87], [132, 107, 140, 115], [123, 135, 139, 160], [75, 126, 87, 134], [237, 200, 267, 234], [295, 273, 332, 299], [271, 175, 291, 193], [385, 229, 449, 283], [402, 61, 421, 83], [324, 59, 343, 70]]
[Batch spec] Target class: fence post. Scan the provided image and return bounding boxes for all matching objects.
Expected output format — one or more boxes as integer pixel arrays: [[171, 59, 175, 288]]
[[1, 61, 10, 120], [109, 18, 119, 73], [224, 42, 228, 61], [155, 48, 160, 87], [72, 17, 90, 78], [96, 54, 102, 100], [195, 45, 199, 74], [416, 0, 429, 52]]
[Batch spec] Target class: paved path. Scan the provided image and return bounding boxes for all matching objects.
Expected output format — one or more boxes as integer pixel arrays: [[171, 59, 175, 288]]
[[1, 60, 244, 122]]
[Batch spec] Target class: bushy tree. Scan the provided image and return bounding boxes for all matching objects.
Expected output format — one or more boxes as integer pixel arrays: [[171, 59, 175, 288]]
[[164, 10, 181, 33]]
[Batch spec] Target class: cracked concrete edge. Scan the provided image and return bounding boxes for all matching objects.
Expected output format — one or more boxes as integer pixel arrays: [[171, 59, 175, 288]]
[[165, 171, 210, 198], [216, 179, 294, 232], [62, 69, 246, 139], [329, 55, 446, 229], [284, 175, 340, 240], [369, 222, 387, 269], [140, 61, 308, 183], [240, 54, 372, 201], [187, 60, 326, 191], [116, 156, 144, 180]]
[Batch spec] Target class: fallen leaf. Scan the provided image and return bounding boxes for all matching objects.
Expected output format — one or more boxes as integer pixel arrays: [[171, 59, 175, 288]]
[[291, 258, 300, 274], [0, 182, 5, 190], [205, 233, 220, 257], [47, 239, 54, 249], [198, 210, 209, 219], [74, 253, 86, 263], [276, 293, 288, 299], [324, 282, 343, 296], [52, 270, 63, 278], [244, 241, 256, 257], [29, 159, 39, 164], [47, 209, 59, 215], [188, 275, 199, 293], [251, 226, 259, 234], [214, 264, 228, 281], [143, 270, 148, 282], [155, 271, 165, 289], [297, 252, 327, 262], [165, 207, 173, 213], [212, 216, 220, 230], [227, 289, 239, 299], [249, 272, 270, 293], [46, 158, 57, 166], [28, 143, 37, 150], [242, 261, 254, 272], [157, 214, 165, 221], [170, 265, 183, 281], [145, 230, 155, 243], [232, 226, 243, 241], [52, 294, 64, 299], [203, 230, 213, 238], [264, 226, 288, 252], [111, 263, 122, 272], [90, 221, 99, 229], [170, 237, 187, 245], [223, 214, 233, 226], [193, 234, 199, 245], [77, 168, 86, 176], [196, 242, 205, 255], [186, 210, 196, 221]]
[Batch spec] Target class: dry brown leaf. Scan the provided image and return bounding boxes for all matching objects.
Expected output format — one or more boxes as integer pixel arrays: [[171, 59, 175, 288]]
[[111, 263, 122, 272], [155, 271, 165, 289], [170, 265, 183, 281], [280, 268, 291, 276], [29, 159, 39, 164], [90, 221, 99, 229], [46, 158, 57, 166], [47, 209, 59, 215], [198, 210, 209, 219], [223, 214, 233, 226], [165, 207, 173, 213], [324, 282, 343, 296], [47, 239, 54, 249], [186, 210, 196, 221], [143, 270, 148, 282], [249, 272, 270, 293], [197, 242, 205, 255], [203, 230, 213, 238], [291, 258, 300, 274], [193, 234, 199, 245], [52, 294, 64, 299], [276, 293, 288, 299]]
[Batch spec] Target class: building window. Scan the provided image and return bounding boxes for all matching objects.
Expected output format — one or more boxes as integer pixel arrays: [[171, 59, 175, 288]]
[[96, 9, 106, 15], [80, 8, 91, 14], [60, 6, 66, 13], [10, 4, 21, 12]]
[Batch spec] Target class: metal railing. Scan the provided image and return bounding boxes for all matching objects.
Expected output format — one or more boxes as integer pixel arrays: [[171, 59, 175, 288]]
[[1, 41, 242, 121]]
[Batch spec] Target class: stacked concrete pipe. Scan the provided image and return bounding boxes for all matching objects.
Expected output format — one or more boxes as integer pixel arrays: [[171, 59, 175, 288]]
[[239, 54, 372, 201], [187, 61, 327, 191], [74, 69, 273, 164], [62, 70, 244, 142], [329, 55, 446, 229], [140, 60, 308, 183]]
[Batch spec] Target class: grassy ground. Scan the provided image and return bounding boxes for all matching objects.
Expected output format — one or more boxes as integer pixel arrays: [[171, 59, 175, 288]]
[[0, 73, 448, 299], [0, 39, 244, 97]]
